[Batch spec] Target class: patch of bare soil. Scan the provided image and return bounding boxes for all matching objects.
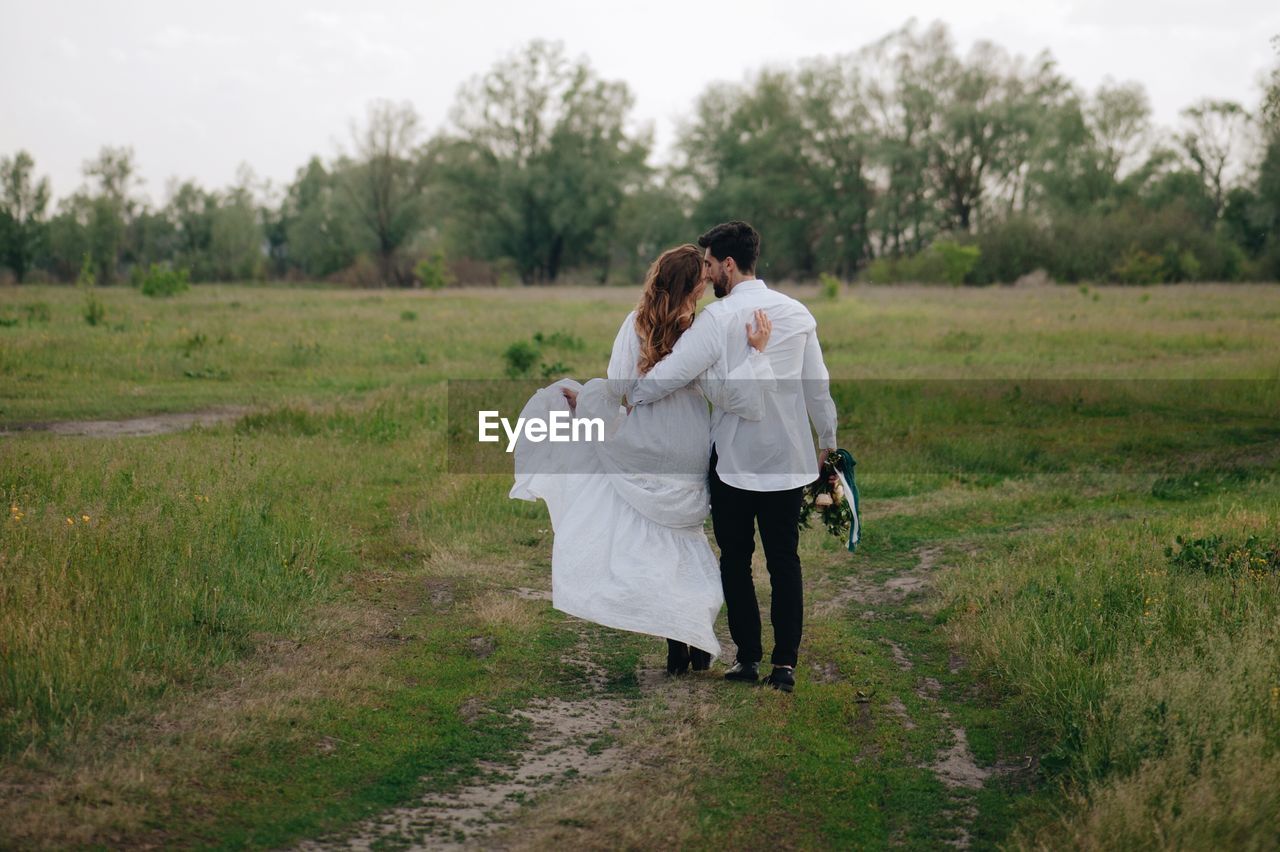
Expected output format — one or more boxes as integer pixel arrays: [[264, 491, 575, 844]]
[[1, 406, 252, 438], [298, 696, 631, 852], [886, 696, 917, 731], [813, 545, 944, 616], [883, 639, 914, 671], [853, 544, 1019, 850], [296, 609, 635, 851], [929, 726, 991, 791]]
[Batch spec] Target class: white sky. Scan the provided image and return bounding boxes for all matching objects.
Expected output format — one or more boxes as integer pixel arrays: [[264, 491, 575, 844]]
[[3, 0, 1278, 204]]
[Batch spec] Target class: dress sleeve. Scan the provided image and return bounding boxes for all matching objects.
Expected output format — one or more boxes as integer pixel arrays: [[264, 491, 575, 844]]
[[628, 310, 723, 405], [696, 348, 776, 421], [577, 313, 637, 421]]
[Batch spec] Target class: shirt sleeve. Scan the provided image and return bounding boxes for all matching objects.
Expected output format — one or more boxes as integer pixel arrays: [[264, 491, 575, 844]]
[[695, 347, 776, 421], [802, 328, 838, 449], [627, 310, 724, 406]]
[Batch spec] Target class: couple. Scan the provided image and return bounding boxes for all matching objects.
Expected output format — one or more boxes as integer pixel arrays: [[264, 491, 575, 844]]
[[510, 221, 837, 693]]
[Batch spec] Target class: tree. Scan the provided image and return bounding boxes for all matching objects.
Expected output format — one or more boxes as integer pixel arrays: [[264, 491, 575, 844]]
[[677, 61, 877, 279], [209, 169, 265, 282], [1030, 81, 1152, 214], [436, 40, 649, 283], [1250, 36, 1280, 276], [1263, 35, 1280, 130], [342, 100, 426, 286], [609, 178, 690, 282], [1179, 99, 1250, 219], [1090, 81, 1153, 181], [165, 179, 215, 278], [277, 157, 360, 279], [861, 22, 946, 255], [64, 146, 144, 284], [679, 71, 819, 278], [0, 151, 51, 282], [929, 40, 1053, 232], [793, 57, 877, 276]]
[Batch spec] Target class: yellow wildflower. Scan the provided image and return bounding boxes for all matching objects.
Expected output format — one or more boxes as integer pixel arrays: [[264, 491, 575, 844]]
[[81, 514, 91, 523], [66, 517, 74, 525]]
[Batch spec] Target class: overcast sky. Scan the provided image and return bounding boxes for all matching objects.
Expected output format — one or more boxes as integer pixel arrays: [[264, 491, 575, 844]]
[[3, 0, 1277, 204]]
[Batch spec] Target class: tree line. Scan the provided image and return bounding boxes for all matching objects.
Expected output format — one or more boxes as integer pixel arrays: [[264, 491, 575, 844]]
[[3, 23, 1279, 287]]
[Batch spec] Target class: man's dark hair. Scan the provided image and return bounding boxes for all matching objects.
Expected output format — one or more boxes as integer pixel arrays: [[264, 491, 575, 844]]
[[697, 221, 760, 274]]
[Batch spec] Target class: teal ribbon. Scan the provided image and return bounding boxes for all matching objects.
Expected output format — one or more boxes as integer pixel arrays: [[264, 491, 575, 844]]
[[834, 448, 861, 553]]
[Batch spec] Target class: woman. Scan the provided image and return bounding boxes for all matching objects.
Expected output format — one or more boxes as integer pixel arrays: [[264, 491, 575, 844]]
[[509, 244, 773, 674]]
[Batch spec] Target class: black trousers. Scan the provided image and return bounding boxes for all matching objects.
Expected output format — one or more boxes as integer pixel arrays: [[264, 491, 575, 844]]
[[709, 447, 805, 668]]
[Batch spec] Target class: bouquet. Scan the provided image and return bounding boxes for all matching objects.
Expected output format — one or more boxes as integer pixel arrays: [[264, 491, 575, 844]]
[[797, 449, 861, 552]]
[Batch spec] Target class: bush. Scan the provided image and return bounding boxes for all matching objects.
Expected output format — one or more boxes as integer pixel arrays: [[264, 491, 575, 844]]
[[1112, 248, 1166, 285], [972, 216, 1054, 284], [863, 239, 980, 285], [1166, 534, 1280, 579], [1050, 201, 1247, 284], [503, 330, 581, 377], [539, 360, 572, 379], [503, 340, 540, 378], [139, 263, 190, 298], [818, 272, 841, 300], [415, 250, 454, 290], [934, 240, 981, 285], [531, 330, 584, 351], [865, 250, 945, 284], [21, 302, 50, 324], [78, 254, 105, 326], [82, 291, 105, 326], [1163, 245, 1202, 282]]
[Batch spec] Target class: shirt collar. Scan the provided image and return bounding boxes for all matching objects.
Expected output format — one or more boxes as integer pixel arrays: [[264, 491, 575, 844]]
[[727, 279, 766, 298]]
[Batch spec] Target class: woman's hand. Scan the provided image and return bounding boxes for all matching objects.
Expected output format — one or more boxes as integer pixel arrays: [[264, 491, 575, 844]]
[[561, 386, 578, 409], [747, 309, 772, 352]]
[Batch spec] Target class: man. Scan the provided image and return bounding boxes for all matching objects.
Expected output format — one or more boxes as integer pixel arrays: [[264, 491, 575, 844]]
[[628, 221, 838, 693]]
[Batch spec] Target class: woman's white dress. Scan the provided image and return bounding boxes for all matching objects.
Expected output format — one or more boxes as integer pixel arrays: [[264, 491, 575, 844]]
[[510, 310, 773, 656]]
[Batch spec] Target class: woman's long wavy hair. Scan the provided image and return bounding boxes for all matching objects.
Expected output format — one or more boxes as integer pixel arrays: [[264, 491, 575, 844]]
[[634, 244, 704, 375]]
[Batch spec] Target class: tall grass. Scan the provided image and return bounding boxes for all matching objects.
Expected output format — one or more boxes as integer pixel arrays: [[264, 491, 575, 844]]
[[0, 432, 361, 751], [939, 491, 1280, 847]]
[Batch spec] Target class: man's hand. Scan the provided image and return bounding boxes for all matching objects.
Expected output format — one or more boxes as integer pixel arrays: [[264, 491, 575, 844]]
[[747, 309, 772, 352], [817, 447, 837, 485]]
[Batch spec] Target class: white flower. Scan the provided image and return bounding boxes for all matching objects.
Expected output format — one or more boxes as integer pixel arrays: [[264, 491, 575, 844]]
[[814, 493, 833, 508]]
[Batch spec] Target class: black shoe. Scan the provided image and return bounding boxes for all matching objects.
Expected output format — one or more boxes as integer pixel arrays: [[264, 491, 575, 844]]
[[689, 647, 712, 672], [723, 661, 759, 682], [764, 665, 795, 693], [666, 640, 690, 675]]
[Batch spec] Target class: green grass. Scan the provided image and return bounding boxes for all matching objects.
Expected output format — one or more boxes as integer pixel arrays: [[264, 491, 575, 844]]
[[1, 281, 1279, 848], [937, 481, 1280, 848]]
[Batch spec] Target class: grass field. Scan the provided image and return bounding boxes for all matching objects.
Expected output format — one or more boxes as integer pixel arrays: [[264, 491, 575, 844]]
[[1, 281, 1278, 849]]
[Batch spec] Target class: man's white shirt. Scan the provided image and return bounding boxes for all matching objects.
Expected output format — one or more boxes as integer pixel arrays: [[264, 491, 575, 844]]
[[628, 279, 838, 492]]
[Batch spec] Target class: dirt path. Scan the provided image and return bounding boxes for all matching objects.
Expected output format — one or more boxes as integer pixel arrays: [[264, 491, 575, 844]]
[[299, 543, 1023, 850], [296, 594, 639, 852], [824, 544, 1025, 849], [0, 406, 252, 438]]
